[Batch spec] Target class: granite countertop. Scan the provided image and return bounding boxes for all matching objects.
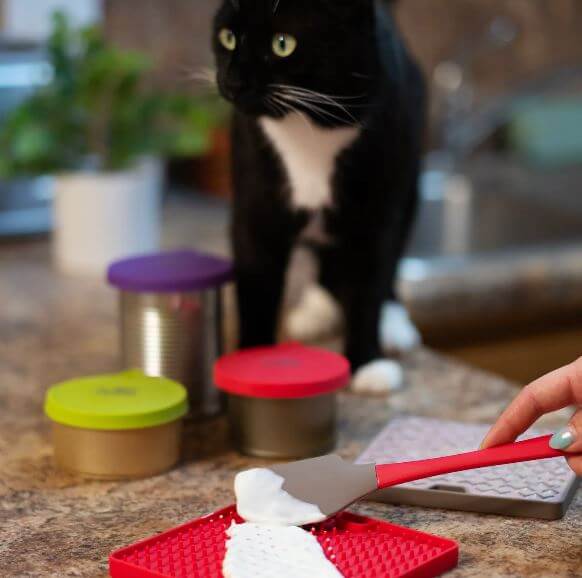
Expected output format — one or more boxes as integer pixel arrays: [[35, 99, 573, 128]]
[[1, 217, 581, 578]]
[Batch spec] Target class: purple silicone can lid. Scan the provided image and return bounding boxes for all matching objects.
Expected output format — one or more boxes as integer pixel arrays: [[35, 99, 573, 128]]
[[107, 250, 234, 293]]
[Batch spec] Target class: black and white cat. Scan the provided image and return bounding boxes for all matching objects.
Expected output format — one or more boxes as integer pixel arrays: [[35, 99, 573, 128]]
[[212, 0, 425, 392]]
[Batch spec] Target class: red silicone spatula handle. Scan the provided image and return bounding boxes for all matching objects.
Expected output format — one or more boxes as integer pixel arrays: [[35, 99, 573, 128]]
[[375, 435, 568, 489]]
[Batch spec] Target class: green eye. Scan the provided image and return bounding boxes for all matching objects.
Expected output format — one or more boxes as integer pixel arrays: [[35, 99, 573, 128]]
[[272, 33, 297, 58], [219, 28, 236, 51]]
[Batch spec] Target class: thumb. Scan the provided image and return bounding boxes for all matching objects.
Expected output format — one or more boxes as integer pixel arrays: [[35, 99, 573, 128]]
[[550, 410, 582, 453], [550, 409, 582, 476], [549, 409, 582, 476]]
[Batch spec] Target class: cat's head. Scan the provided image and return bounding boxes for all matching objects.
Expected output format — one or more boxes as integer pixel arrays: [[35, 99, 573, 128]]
[[212, 0, 379, 124]]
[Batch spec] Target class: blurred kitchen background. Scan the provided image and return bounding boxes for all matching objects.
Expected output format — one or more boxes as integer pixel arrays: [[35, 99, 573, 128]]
[[3, 0, 582, 384]]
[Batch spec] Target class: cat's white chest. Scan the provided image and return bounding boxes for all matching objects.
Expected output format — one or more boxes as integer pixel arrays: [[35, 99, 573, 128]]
[[260, 113, 360, 210]]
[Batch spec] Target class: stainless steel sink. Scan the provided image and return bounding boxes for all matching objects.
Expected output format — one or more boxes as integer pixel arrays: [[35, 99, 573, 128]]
[[407, 156, 582, 259], [399, 155, 582, 339]]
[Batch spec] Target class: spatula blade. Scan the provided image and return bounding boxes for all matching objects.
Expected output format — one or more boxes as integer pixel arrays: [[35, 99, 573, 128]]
[[270, 455, 378, 519]]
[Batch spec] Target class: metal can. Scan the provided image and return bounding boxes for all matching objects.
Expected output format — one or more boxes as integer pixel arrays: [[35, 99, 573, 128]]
[[108, 250, 233, 417], [214, 343, 350, 458], [44, 370, 188, 479]]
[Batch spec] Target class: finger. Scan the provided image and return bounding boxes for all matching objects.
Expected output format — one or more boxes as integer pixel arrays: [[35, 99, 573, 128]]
[[482, 358, 582, 449], [566, 455, 582, 477], [549, 408, 582, 453]]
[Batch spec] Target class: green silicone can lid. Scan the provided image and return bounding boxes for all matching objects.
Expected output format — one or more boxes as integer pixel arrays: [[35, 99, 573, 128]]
[[45, 370, 189, 431]]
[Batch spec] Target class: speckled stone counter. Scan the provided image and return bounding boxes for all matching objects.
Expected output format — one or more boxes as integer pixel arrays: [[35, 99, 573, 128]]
[[0, 227, 580, 578]]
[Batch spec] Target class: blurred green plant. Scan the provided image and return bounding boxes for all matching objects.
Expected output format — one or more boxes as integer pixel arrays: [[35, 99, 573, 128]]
[[0, 12, 228, 176]]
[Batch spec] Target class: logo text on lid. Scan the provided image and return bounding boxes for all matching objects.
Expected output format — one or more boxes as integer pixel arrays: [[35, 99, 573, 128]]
[[96, 386, 138, 397], [261, 358, 301, 369]]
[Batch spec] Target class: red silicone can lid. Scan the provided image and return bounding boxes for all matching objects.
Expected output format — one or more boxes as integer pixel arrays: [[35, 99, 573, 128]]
[[214, 343, 351, 399]]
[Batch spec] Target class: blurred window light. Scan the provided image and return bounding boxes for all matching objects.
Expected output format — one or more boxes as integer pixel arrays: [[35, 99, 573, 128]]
[[0, 62, 53, 88], [3, 0, 101, 41]]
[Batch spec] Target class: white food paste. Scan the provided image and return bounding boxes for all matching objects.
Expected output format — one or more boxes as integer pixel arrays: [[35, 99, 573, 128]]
[[235, 468, 327, 527], [223, 522, 342, 578]]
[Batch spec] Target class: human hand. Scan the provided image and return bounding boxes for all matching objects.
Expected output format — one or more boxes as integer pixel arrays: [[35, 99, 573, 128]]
[[482, 357, 582, 475]]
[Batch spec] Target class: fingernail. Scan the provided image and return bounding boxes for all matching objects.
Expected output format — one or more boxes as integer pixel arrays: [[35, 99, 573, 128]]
[[550, 427, 576, 450]]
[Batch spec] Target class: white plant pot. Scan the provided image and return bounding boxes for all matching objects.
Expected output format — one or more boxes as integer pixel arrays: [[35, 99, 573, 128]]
[[53, 158, 162, 276]]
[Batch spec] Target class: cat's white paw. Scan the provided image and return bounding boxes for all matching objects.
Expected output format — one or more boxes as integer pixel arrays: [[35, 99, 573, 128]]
[[380, 301, 421, 353], [286, 285, 342, 342], [352, 359, 404, 395]]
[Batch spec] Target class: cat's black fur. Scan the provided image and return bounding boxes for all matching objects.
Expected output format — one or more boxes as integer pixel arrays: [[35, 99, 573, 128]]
[[212, 0, 426, 370]]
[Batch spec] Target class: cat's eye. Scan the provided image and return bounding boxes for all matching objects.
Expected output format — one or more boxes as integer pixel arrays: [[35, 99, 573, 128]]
[[272, 33, 297, 58], [219, 28, 237, 51]]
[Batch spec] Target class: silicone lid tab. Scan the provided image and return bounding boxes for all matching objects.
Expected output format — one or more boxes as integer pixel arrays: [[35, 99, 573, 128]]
[[45, 370, 188, 430]]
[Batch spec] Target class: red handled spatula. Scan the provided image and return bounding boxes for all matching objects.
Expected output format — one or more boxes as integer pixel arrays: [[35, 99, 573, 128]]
[[269, 435, 573, 522]]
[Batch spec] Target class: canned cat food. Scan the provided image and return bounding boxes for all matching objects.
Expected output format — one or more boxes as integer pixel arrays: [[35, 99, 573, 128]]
[[44, 370, 188, 479], [107, 250, 233, 418], [214, 343, 350, 458]]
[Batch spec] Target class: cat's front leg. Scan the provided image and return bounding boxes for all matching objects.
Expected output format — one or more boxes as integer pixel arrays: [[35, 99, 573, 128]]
[[320, 241, 405, 395], [232, 216, 294, 349], [343, 281, 406, 395]]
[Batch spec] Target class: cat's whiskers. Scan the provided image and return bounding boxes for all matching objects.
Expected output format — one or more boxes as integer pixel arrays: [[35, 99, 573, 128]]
[[271, 83, 366, 101], [275, 91, 361, 128], [267, 94, 290, 114], [271, 83, 362, 128], [265, 94, 289, 118], [283, 94, 360, 125], [270, 84, 362, 124], [274, 91, 346, 119], [268, 93, 315, 133], [271, 85, 369, 114], [270, 92, 311, 120], [284, 92, 372, 111], [190, 67, 218, 89], [277, 91, 363, 121]]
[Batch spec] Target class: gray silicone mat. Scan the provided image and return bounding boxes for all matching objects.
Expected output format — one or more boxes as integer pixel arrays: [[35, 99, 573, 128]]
[[357, 416, 579, 520]]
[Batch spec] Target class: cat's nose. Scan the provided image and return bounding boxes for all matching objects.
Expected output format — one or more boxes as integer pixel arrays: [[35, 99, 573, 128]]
[[224, 78, 245, 99], [225, 79, 259, 105], [222, 65, 246, 96]]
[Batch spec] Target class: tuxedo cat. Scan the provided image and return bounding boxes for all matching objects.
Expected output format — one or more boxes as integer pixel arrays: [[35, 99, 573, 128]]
[[212, 0, 425, 392]]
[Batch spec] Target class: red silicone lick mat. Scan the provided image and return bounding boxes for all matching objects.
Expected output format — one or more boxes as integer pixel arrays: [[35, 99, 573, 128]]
[[110, 505, 459, 578], [357, 416, 579, 520]]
